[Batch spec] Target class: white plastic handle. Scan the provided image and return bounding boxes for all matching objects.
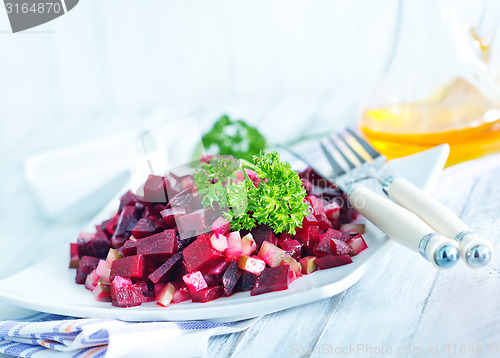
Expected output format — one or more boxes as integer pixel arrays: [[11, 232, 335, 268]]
[[348, 186, 458, 268], [384, 176, 493, 267]]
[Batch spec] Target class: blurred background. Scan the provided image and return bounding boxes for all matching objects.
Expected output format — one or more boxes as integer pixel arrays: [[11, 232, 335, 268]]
[[0, 0, 402, 146], [1, 0, 500, 275], [2, 0, 500, 146]]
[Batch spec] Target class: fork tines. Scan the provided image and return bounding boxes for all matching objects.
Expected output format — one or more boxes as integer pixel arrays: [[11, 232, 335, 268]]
[[319, 128, 381, 177]]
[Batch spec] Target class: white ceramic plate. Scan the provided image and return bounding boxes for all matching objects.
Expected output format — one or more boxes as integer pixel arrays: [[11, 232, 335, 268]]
[[0, 145, 449, 322]]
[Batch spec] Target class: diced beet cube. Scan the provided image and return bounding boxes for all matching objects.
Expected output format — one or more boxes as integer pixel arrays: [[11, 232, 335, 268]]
[[330, 239, 351, 255], [287, 266, 296, 282], [111, 283, 144, 307], [95, 259, 112, 284], [347, 235, 368, 256], [105, 214, 120, 236], [281, 255, 302, 281], [172, 287, 191, 303], [305, 195, 327, 216], [156, 282, 176, 307], [295, 224, 320, 248], [160, 206, 186, 228], [203, 272, 224, 286], [143, 203, 165, 218], [180, 175, 195, 190], [241, 234, 257, 256], [106, 248, 122, 264], [238, 255, 266, 275], [187, 191, 203, 212], [142, 175, 168, 203], [240, 271, 258, 291], [77, 231, 109, 260], [315, 213, 332, 230], [251, 224, 278, 249], [142, 257, 164, 278], [111, 205, 142, 248], [164, 172, 183, 197], [182, 271, 208, 293], [258, 241, 285, 267], [278, 238, 303, 260], [121, 238, 137, 257], [153, 282, 167, 297], [225, 232, 243, 261], [177, 232, 197, 251], [77, 232, 95, 258], [70, 243, 79, 268], [339, 204, 358, 224], [321, 228, 345, 242], [137, 230, 178, 259], [182, 235, 225, 273], [135, 282, 155, 302], [280, 232, 293, 241], [75, 256, 100, 284], [132, 218, 161, 239], [251, 266, 290, 296], [207, 260, 230, 275], [331, 219, 341, 230], [342, 231, 360, 241], [222, 261, 242, 296], [148, 251, 183, 284], [155, 218, 170, 230], [85, 269, 99, 290], [191, 285, 225, 303], [313, 235, 332, 257], [316, 254, 352, 269], [178, 208, 210, 233], [211, 216, 231, 235], [299, 256, 318, 274], [324, 202, 340, 221], [110, 255, 145, 280], [169, 187, 194, 208], [92, 231, 110, 259], [118, 190, 138, 212], [210, 232, 228, 252], [302, 212, 319, 227], [96, 219, 109, 234], [340, 223, 365, 235], [110, 276, 132, 296]]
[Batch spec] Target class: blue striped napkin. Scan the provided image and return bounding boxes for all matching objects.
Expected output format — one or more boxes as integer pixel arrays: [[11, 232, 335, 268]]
[[0, 312, 258, 358]]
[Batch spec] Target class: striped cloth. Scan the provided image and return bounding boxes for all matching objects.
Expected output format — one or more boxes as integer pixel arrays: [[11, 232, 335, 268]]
[[0, 312, 258, 358]]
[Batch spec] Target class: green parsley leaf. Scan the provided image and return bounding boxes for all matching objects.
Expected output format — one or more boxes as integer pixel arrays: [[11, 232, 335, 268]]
[[193, 151, 308, 235]]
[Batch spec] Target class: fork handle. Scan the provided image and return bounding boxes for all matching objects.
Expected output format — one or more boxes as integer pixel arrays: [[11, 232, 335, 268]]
[[348, 186, 459, 268], [383, 176, 494, 267]]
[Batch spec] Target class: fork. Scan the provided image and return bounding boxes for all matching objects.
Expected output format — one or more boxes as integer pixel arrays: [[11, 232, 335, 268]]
[[318, 128, 493, 269], [279, 142, 459, 269]]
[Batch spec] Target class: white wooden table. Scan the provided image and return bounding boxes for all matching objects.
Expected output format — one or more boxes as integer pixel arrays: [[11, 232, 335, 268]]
[[1, 100, 499, 357]]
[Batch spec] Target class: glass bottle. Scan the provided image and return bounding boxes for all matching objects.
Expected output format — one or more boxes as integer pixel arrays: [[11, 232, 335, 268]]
[[358, 0, 500, 166]]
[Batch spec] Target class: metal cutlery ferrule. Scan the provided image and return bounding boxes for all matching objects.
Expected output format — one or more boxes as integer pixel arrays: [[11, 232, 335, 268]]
[[454, 231, 493, 268], [381, 174, 399, 194], [419, 233, 459, 268]]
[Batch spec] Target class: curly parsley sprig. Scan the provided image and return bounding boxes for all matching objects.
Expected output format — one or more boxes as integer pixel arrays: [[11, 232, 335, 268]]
[[193, 151, 308, 234]]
